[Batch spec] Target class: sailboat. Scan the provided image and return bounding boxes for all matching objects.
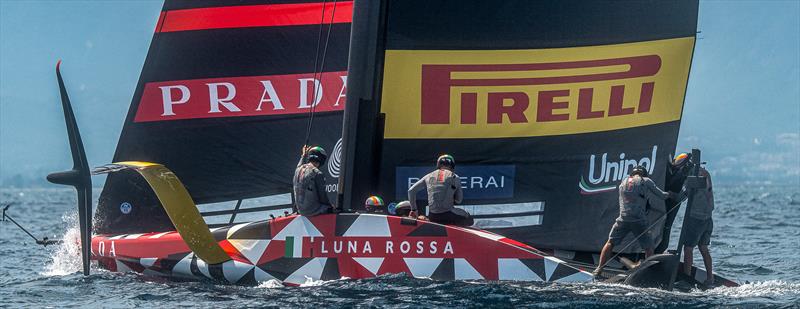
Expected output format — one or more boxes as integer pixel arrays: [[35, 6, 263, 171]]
[[48, 0, 737, 289]]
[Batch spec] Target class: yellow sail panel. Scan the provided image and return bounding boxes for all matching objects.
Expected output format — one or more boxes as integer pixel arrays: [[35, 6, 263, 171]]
[[380, 37, 694, 139], [118, 162, 231, 264]]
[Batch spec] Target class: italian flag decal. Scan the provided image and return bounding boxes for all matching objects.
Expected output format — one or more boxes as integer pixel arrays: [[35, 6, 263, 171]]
[[284, 236, 304, 258]]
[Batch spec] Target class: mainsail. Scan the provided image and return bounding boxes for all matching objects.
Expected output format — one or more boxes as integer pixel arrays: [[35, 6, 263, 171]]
[[96, 0, 352, 234], [340, 0, 698, 252]]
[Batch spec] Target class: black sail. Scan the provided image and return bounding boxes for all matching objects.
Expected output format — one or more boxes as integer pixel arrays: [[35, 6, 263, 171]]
[[341, 0, 697, 252], [96, 0, 352, 234]]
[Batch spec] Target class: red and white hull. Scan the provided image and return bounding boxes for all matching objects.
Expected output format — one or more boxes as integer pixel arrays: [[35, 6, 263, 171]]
[[91, 213, 593, 285]]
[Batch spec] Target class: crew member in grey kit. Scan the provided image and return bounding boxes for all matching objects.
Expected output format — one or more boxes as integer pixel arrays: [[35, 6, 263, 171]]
[[293, 145, 333, 217], [676, 165, 716, 287], [408, 154, 473, 226], [593, 165, 673, 277]]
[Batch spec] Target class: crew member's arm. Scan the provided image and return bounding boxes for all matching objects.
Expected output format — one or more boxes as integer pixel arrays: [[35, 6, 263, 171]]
[[407, 177, 426, 216], [297, 145, 308, 168], [643, 178, 671, 200], [452, 174, 464, 204]]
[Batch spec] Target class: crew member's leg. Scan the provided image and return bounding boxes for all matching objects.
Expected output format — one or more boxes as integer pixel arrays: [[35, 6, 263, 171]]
[[681, 217, 704, 276], [429, 209, 473, 227], [594, 221, 627, 276], [450, 208, 474, 227], [698, 219, 714, 285], [683, 245, 694, 276], [699, 245, 713, 285], [632, 220, 655, 259], [428, 211, 457, 225], [594, 241, 614, 276]]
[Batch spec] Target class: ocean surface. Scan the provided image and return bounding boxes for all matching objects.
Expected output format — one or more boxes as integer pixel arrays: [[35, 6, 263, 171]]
[[0, 186, 798, 308]]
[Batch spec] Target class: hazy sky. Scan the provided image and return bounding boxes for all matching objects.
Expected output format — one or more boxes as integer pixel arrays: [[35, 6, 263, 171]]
[[1, 0, 798, 185]]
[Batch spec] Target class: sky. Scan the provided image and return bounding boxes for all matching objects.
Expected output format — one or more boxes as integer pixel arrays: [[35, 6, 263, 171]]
[[0, 0, 798, 186]]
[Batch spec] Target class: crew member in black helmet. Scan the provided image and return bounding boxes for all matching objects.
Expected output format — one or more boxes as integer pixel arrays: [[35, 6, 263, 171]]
[[593, 165, 673, 278], [293, 145, 334, 217], [655, 152, 694, 253], [408, 154, 473, 226]]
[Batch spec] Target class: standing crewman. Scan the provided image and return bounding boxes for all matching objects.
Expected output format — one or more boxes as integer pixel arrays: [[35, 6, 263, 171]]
[[655, 152, 694, 253], [408, 154, 473, 226], [593, 165, 673, 277], [293, 145, 334, 217], [677, 165, 716, 287]]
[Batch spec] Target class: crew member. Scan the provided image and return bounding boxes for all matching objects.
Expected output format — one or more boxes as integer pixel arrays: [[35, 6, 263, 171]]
[[655, 152, 694, 253], [408, 154, 473, 226], [593, 165, 672, 277], [364, 196, 384, 213], [293, 145, 333, 217], [677, 165, 716, 287]]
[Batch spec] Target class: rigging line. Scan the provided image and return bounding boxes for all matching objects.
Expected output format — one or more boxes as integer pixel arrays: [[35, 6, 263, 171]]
[[303, 0, 330, 146], [304, 0, 339, 146], [2, 203, 42, 243], [597, 200, 682, 271]]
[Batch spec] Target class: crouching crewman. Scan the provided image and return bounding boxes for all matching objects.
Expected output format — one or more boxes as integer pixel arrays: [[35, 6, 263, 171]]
[[408, 154, 473, 227]]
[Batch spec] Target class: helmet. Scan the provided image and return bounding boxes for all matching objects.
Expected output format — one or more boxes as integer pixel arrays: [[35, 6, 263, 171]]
[[364, 195, 384, 213], [390, 200, 411, 216], [306, 146, 327, 165], [672, 152, 692, 167], [436, 154, 455, 170], [630, 165, 649, 177]]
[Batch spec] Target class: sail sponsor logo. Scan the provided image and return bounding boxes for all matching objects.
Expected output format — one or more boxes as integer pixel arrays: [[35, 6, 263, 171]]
[[380, 37, 694, 138], [396, 165, 515, 200], [327, 138, 344, 178], [578, 145, 658, 195], [133, 71, 347, 122]]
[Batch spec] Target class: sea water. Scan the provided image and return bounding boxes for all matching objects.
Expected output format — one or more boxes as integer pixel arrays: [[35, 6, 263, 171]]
[[0, 186, 798, 308]]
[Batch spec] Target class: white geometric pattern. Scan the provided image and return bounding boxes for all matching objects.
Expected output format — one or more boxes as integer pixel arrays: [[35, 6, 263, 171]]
[[553, 270, 594, 282], [497, 258, 543, 281], [454, 258, 483, 280], [228, 239, 271, 264], [172, 253, 195, 278], [352, 257, 384, 275], [343, 214, 391, 237], [195, 258, 212, 279], [140, 257, 158, 268], [222, 259, 253, 283], [284, 257, 328, 285], [544, 257, 560, 281], [273, 216, 322, 240], [404, 258, 443, 278]]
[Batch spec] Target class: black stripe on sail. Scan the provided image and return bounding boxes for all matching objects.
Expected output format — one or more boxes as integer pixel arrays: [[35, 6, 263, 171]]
[[386, 0, 698, 50], [145, 24, 350, 82]]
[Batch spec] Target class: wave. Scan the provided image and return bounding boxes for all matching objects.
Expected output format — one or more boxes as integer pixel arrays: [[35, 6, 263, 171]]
[[41, 212, 82, 276]]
